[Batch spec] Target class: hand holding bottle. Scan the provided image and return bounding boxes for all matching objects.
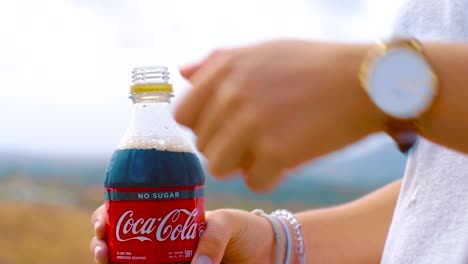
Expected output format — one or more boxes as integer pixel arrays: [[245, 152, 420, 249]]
[[91, 205, 278, 264]]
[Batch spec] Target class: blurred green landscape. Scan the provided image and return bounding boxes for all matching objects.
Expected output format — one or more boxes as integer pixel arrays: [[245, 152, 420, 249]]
[[0, 137, 407, 263]]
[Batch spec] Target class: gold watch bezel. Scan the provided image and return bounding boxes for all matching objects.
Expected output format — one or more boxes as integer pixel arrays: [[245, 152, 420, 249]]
[[359, 38, 439, 121]]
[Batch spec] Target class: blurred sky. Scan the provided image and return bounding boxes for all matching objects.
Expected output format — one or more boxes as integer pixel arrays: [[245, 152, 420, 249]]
[[0, 0, 406, 156]]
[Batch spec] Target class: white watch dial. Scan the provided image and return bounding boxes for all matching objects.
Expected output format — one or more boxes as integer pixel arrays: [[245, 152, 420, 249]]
[[367, 47, 436, 119]]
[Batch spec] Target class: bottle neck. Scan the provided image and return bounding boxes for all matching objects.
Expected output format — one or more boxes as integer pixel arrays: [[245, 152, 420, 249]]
[[131, 92, 173, 104], [123, 92, 179, 139], [118, 66, 193, 151]]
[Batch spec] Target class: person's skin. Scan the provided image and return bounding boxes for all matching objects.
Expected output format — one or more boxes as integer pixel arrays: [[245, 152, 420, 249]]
[[175, 40, 468, 192], [90, 180, 401, 264]]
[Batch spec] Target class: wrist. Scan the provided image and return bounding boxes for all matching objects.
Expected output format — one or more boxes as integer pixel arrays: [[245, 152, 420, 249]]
[[275, 222, 299, 264], [262, 215, 281, 263], [340, 43, 385, 134], [272, 209, 305, 264], [253, 210, 283, 263], [253, 209, 301, 264]]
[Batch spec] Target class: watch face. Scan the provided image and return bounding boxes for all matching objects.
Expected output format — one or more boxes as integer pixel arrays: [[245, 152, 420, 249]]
[[367, 47, 436, 119]]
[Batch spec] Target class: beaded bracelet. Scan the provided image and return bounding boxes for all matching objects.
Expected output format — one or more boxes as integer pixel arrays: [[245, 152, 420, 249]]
[[272, 209, 306, 264]]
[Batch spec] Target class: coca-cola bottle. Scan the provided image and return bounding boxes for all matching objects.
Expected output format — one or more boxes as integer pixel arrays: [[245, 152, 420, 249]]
[[105, 66, 206, 263]]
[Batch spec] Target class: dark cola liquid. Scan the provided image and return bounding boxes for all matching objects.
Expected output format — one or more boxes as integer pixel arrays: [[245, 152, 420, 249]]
[[105, 148, 205, 188]]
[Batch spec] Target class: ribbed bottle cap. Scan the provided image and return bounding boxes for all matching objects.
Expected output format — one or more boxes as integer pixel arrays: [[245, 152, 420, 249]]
[[130, 66, 173, 94]]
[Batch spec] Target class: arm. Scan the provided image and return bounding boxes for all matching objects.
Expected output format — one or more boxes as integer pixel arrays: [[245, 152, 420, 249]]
[[419, 43, 468, 153], [174, 41, 468, 193], [296, 179, 401, 264], [91, 179, 402, 264]]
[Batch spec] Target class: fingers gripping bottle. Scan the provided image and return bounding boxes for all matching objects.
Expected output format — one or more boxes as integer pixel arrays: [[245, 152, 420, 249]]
[[105, 66, 206, 263]]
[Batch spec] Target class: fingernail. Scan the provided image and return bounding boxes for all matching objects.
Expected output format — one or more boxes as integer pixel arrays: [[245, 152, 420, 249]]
[[196, 255, 212, 264], [94, 245, 102, 262]]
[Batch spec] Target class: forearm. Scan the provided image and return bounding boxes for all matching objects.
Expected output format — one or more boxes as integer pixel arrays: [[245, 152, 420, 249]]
[[420, 43, 468, 153], [295, 179, 401, 264]]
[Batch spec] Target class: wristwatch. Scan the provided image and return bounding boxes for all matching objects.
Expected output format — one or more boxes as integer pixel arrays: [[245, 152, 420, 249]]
[[360, 39, 438, 153]]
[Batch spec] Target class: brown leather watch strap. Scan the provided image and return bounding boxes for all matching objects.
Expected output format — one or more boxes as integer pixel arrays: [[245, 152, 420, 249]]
[[384, 117, 418, 153]]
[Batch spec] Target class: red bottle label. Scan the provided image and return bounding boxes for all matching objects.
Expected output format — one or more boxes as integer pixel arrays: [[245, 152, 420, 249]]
[[105, 186, 205, 263]]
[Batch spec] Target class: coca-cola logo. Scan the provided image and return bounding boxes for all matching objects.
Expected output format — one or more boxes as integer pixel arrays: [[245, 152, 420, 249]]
[[116, 208, 200, 243]]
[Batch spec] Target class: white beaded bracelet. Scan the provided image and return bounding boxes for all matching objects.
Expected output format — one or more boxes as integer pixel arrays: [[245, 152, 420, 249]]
[[272, 209, 306, 264]]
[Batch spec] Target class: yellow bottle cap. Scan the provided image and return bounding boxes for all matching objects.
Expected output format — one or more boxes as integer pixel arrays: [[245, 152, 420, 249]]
[[130, 66, 173, 94], [130, 83, 173, 94]]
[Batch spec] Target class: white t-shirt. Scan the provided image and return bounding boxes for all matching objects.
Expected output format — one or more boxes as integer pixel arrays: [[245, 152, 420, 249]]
[[382, 1, 468, 263]]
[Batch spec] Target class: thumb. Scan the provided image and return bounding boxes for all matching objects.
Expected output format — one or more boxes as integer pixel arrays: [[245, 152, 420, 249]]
[[192, 211, 232, 264]]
